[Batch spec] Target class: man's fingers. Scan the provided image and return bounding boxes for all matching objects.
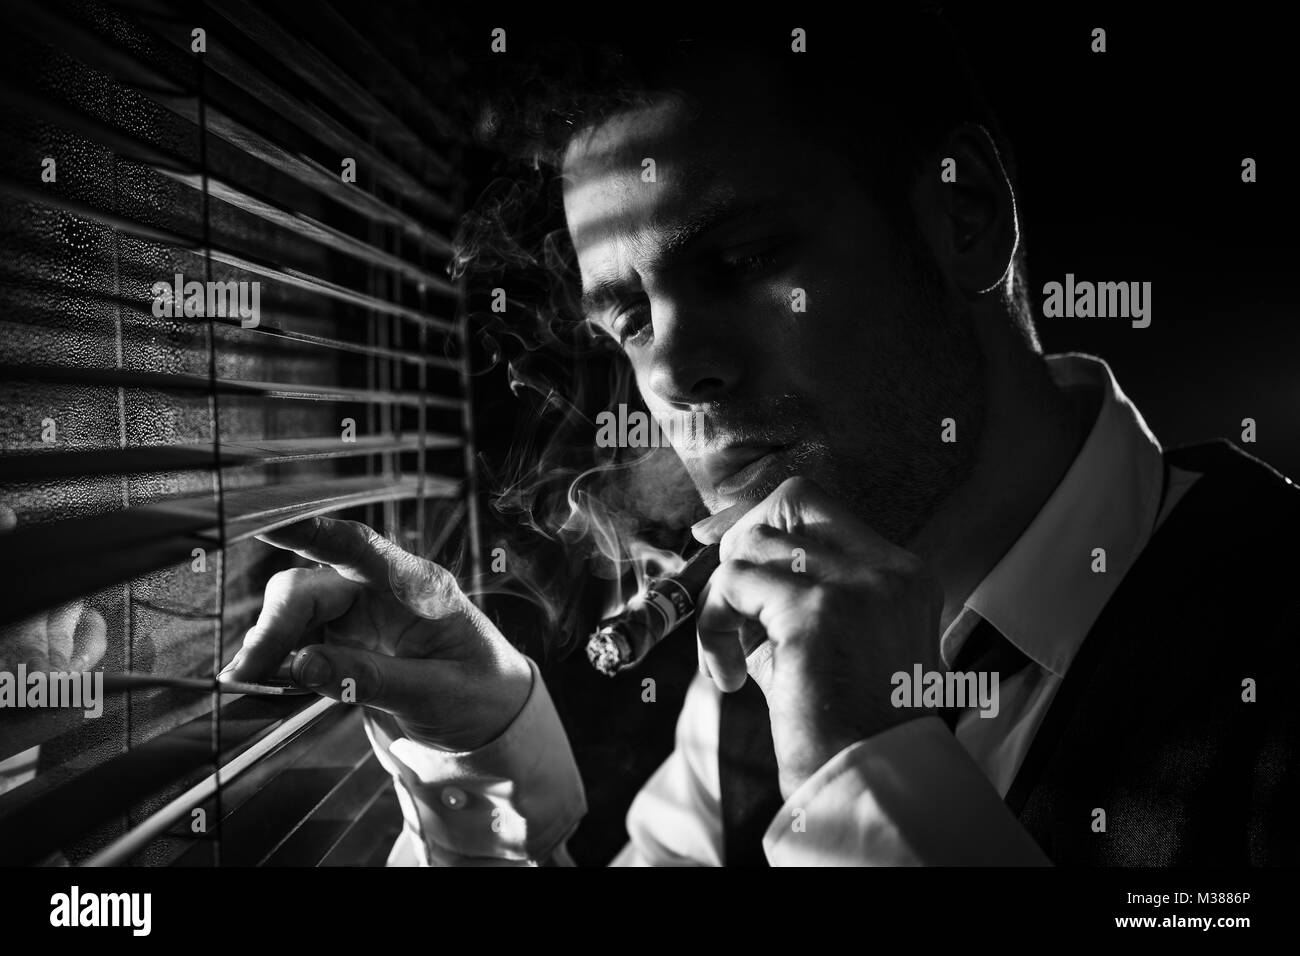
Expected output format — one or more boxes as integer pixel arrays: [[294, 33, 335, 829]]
[[697, 636, 713, 680], [256, 517, 404, 588], [221, 568, 360, 681], [696, 524, 825, 693], [718, 476, 893, 561], [257, 517, 464, 621], [696, 561, 801, 693], [70, 607, 107, 671], [288, 643, 440, 719], [723, 522, 824, 571], [696, 578, 744, 690], [691, 501, 747, 545], [46, 601, 82, 671]]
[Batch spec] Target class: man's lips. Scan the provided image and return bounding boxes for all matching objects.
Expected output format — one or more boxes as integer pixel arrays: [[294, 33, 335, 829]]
[[707, 443, 786, 497]]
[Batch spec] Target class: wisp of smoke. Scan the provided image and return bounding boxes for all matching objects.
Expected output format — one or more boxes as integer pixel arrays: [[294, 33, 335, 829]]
[[447, 126, 705, 659]]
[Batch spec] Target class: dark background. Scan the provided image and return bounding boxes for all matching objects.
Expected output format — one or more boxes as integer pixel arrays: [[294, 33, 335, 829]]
[[952, 9, 1297, 476], [455, 7, 1299, 864]]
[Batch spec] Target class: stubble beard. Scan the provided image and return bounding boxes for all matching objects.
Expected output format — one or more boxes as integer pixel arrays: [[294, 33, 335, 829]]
[[788, 248, 989, 548]]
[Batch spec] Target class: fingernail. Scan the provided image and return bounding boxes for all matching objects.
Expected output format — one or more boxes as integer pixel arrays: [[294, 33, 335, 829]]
[[692, 503, 745, 544], [692, 515, 723, 544], [217, 653, 242, 681], [293, 649, 331, 688]]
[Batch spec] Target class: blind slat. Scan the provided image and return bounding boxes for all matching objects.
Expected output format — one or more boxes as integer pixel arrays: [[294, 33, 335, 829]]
[[7, 3, 453, 253], [259, 752, 392, 866], [254, 324, 461, 370], [0, 364, 464, 407], [0, 84, 454, 277], [170, 97, 453, 250], [0, 179, 458, 322], [312, 0, 459, 145], [8, 0, 188, 96], [0, 694, 334, 866], [0, 475, 458, 626], [141, 17, 454, 209], [0, 80, 454, 273], [0, 433, 462, 481], [209, 0, 452, 178]]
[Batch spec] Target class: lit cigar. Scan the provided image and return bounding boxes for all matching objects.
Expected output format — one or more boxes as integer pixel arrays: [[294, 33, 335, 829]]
[[586, 543, 722, 677]]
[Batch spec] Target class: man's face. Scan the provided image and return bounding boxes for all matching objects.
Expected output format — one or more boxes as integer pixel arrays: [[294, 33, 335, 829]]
[[562, 84, 986, 545]]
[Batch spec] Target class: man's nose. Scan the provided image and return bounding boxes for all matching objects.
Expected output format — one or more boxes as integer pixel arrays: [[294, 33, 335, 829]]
[[644, 302, 745, 408]]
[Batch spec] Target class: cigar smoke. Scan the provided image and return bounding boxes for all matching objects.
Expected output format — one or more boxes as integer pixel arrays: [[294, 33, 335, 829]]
[[445, 59, 708, 658]]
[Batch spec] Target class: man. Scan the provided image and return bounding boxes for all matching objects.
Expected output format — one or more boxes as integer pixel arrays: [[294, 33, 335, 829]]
[[220, 16, 1300, 865]]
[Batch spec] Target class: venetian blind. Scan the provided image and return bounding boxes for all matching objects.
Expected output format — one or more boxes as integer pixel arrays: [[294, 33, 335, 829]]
[[0, 0, 476, 865]]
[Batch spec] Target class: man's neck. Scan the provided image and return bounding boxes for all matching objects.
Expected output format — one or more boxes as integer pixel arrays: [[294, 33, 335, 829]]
[[912, 347, 1096, 637]]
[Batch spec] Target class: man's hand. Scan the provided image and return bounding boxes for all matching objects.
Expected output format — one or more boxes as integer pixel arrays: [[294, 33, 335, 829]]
[[0, 504, 107, 674], [693, 477, 945, 800], [0, 601, 107, 674], [220, 517, 532, 752]]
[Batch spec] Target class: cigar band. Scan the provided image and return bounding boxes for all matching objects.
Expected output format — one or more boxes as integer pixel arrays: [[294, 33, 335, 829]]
[[644, 578, 694, 633]]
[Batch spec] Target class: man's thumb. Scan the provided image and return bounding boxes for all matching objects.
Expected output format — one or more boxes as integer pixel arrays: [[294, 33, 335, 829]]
[[290, 644, 409, 710], [692, 501, 747, 544]]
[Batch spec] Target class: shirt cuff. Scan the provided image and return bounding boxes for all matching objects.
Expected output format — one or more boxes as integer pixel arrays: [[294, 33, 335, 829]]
[[364, 656, 587, 864], [763, 716, 1051, 866]]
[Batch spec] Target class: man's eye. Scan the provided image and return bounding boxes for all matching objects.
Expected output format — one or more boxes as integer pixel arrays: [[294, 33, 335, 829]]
[[610, 306, 651, 346]]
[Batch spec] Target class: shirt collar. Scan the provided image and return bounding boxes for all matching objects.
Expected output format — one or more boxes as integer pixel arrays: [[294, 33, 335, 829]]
[[939, 352, 1165, 678]]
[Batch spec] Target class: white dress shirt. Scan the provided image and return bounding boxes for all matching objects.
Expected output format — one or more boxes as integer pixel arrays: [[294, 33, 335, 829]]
[[364, 352, 1202, 866]]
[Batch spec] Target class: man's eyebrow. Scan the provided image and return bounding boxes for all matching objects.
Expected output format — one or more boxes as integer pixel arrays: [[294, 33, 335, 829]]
[[657, 195, 770, 260], [578, 196, 774, 319], [580, 277, 636, 319]]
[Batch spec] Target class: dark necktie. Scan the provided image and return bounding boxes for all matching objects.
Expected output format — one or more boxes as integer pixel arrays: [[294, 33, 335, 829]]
[[938, 614, 1034, 730], [719, 613, 1034, 865]]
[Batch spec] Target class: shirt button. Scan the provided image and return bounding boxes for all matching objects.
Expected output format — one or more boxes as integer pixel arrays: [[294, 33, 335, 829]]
[[441, 786, 468, 810]]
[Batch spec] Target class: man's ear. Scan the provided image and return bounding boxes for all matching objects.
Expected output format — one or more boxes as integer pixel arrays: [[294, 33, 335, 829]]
[[912, 123, 1019, 295]]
